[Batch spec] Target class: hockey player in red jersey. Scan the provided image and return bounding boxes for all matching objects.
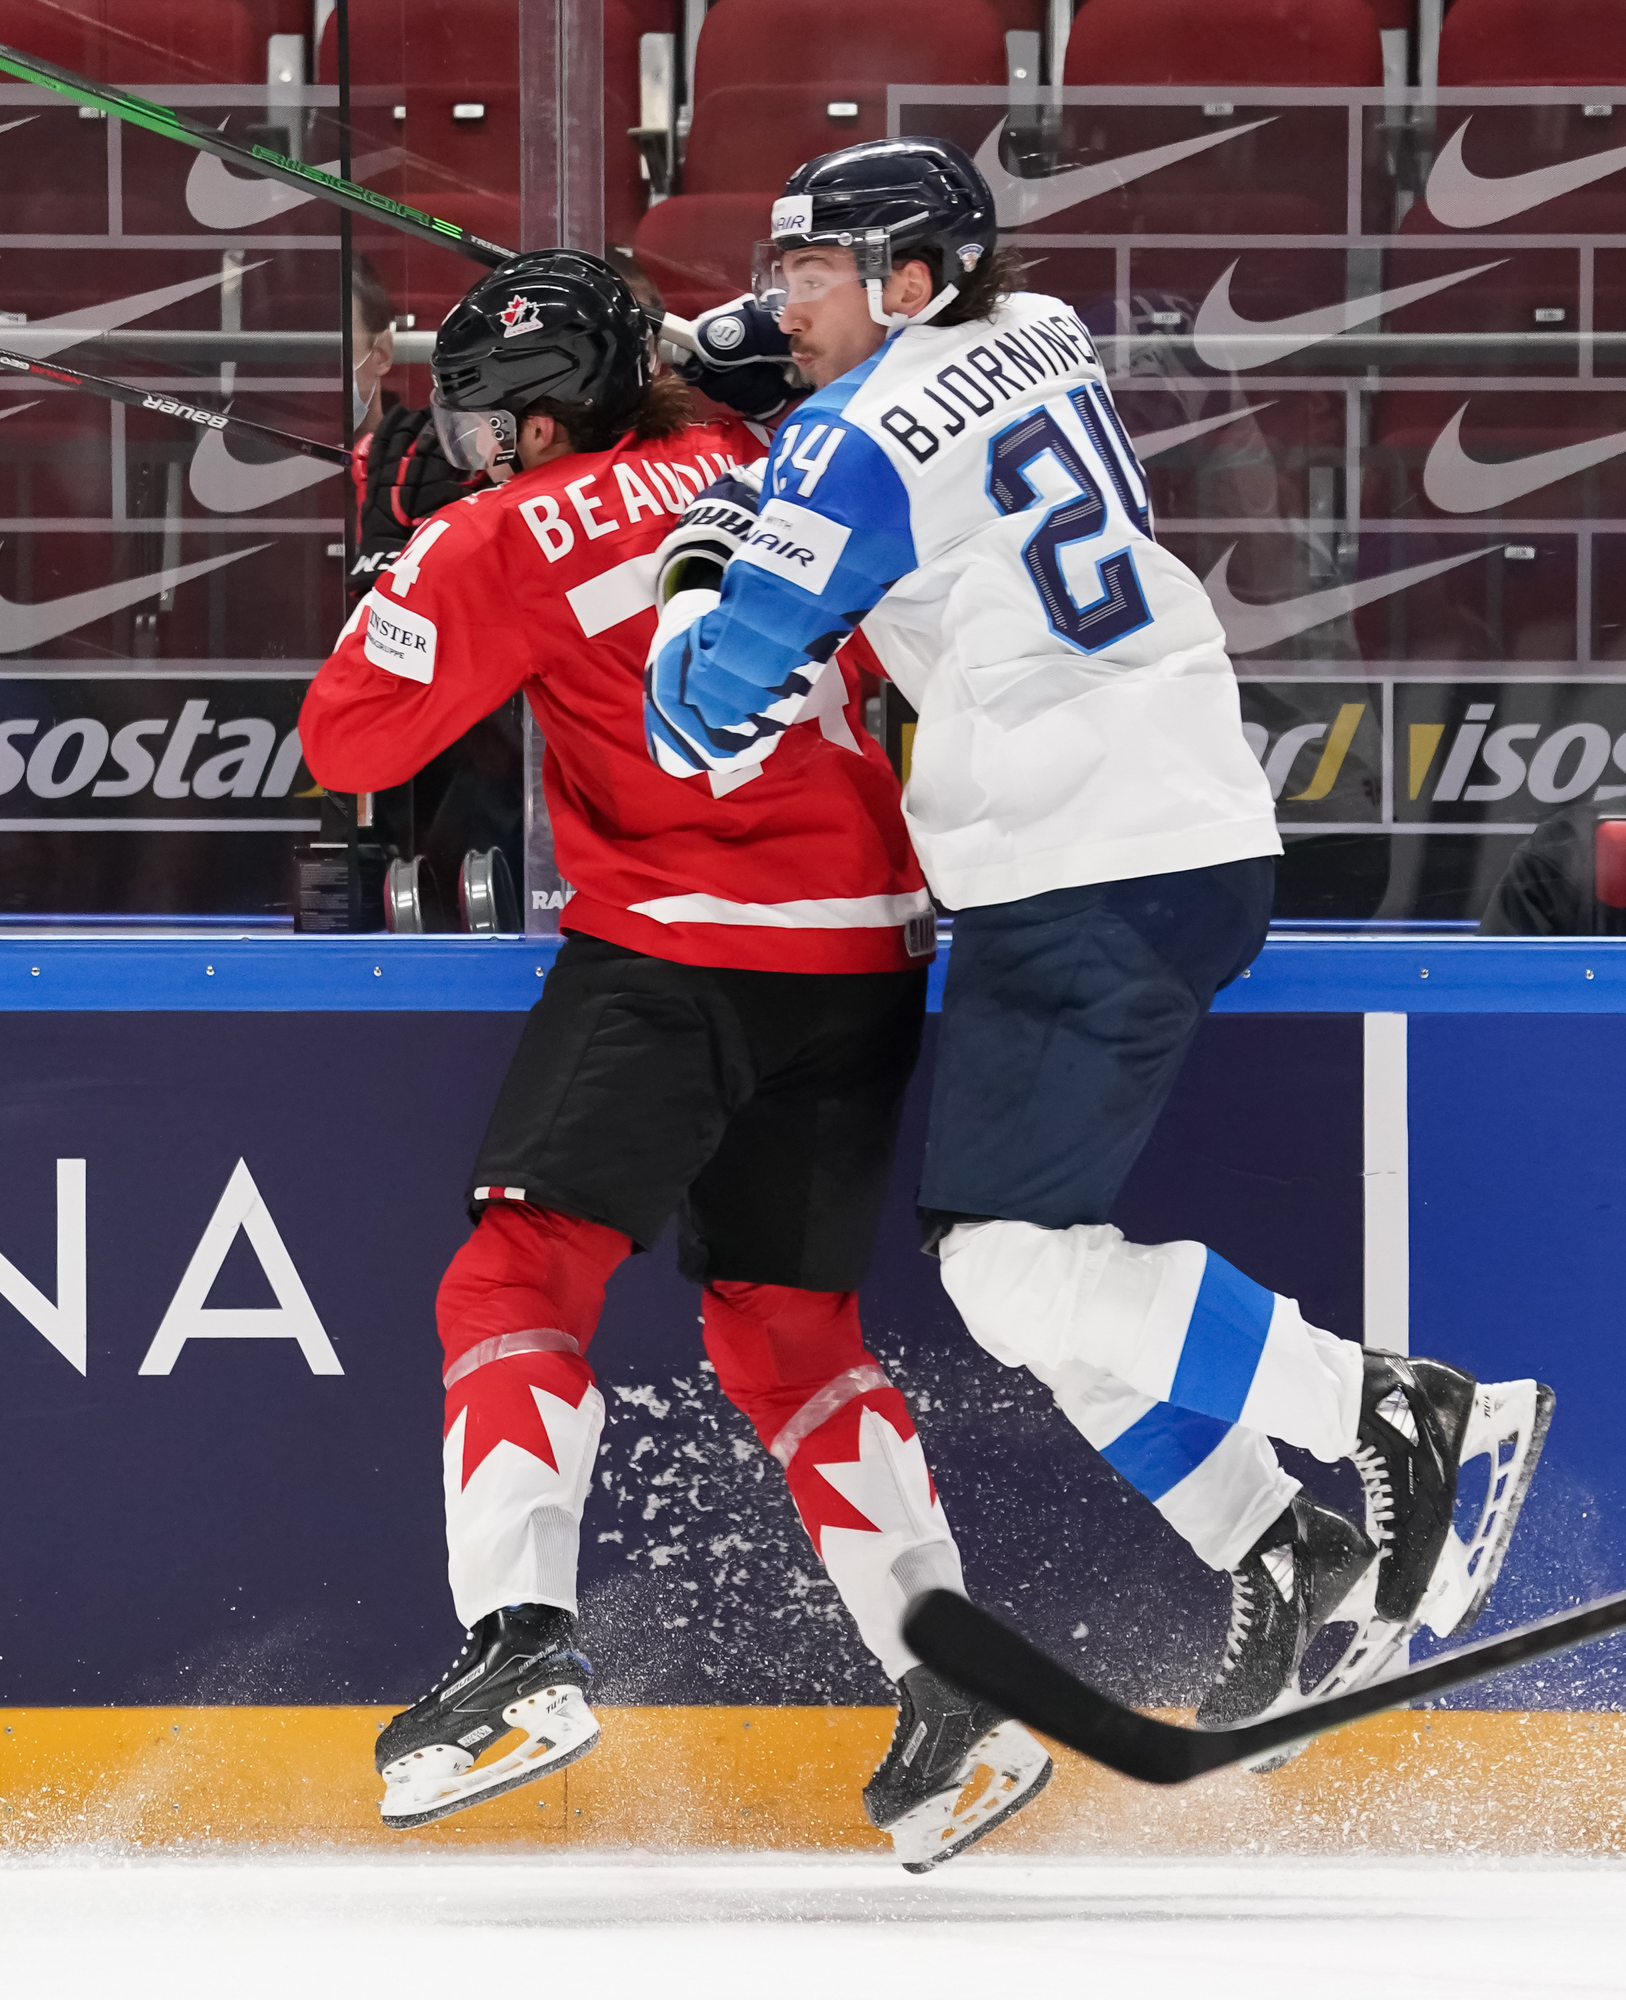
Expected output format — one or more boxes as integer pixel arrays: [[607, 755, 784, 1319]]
[[298, 250, 1051, 1866]]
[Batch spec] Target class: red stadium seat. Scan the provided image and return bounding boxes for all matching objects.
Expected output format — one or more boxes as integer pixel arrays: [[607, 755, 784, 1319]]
[[1439, 0, 1626, 84], [689, 0, 1007, 94], [633, 0, 1008, 317], [1064, 0, 1383, 84], [1, 0, 262, 84]]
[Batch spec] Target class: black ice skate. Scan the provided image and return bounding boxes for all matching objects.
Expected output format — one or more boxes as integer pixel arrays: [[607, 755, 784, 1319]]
[[376, 1604, 599, 1829], [863, 1662, 1052, 1873], [1196, 1495, 1376, 1731], [1353, 1352, 1554, 1639], [1246, 1355, 1555, 1758]]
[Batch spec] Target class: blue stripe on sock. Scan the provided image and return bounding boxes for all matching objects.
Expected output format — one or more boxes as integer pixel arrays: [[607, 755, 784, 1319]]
[[1098, 1404, 1233, 1503], [1167, 1249, 1276, 1424]]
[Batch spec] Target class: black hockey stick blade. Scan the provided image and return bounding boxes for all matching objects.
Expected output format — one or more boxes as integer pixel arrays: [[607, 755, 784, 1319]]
[[903, 1586, 1626, 1785], [0, 41, 514, 268], [0, 346, 351, 464]]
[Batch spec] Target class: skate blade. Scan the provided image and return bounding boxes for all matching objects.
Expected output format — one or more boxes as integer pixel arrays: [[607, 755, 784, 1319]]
[[1245, 1381, 1556, 1775], [1241, 1566, 1409, 1775], [888, 1720, 1052, 1874], [1425, 1378, 1555, 1639], [380, 1683, 600, 1830]]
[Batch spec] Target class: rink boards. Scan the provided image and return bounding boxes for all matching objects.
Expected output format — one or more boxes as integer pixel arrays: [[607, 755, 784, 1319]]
[[1, 933, 1624, 1848]]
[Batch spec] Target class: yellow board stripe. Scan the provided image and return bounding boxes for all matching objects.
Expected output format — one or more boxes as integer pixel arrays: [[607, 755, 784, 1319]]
[[3, 1706, 1626, 1852]]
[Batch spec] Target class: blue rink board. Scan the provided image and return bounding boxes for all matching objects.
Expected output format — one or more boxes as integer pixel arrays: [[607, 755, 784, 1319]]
[[0, 935, 1618, 1712]]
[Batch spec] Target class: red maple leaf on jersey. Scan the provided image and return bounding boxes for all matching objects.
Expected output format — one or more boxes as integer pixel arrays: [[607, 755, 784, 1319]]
[[445, 1356, 566, 1489]]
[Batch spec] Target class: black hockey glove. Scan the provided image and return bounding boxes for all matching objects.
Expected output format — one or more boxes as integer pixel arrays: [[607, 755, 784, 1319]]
[[666, 294, 805, 422], [653, 464, 764, 605], [349, 405, 488, 601]]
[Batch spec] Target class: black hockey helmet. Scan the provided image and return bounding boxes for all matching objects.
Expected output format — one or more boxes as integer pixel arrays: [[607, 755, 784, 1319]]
[[430, 249, 654, 472], [755, 137, 994, 323]]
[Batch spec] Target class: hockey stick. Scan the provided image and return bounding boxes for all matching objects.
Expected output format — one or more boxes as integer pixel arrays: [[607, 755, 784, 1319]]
[[0, 41, 513, 266], [902, 1585, 1626, 1785], [0, 40, 710, 361], [0, 345, 351, 463]]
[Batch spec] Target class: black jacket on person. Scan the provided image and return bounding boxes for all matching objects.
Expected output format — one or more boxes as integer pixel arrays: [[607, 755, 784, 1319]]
[[1478, 804, 1626, 935]]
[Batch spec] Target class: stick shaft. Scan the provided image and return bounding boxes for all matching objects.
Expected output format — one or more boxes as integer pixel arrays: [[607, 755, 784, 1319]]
[[0, 347, 350, 464], [0, 41, 514, 266]]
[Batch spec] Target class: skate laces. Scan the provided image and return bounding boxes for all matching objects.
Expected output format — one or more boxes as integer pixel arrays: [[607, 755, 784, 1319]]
[[1219, 1572, 1256, 1673], [1353, 1439, 1399, 1551]]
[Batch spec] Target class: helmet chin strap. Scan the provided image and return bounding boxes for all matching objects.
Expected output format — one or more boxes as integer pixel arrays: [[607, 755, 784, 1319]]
[[865, 279, 961, 331]]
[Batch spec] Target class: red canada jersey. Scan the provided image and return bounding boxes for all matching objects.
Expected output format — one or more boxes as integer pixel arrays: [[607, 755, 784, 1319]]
[[299, 418, 932, 973]]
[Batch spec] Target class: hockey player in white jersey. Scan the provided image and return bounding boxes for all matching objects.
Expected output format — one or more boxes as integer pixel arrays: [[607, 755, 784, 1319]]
[[645, 137, 1554, 1731]]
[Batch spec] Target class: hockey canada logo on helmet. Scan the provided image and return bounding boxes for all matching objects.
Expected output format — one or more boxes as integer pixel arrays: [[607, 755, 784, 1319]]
[[430, 250, 654, 472], [498, 292, 546, 340], [756, 137, 995, 330]]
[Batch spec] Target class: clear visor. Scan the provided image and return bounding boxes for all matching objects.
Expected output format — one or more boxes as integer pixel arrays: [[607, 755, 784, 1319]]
[[430, 387, 517, 474], [752, 234, 888, 312]]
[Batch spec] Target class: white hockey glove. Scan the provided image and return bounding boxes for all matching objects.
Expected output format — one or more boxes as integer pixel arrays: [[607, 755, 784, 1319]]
[[665, 295, 805, 420], [653, 461, 765, 606]]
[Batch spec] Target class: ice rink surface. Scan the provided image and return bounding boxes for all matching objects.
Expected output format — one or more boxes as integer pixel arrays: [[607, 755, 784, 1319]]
[[2, 1852, 1622, 1999]]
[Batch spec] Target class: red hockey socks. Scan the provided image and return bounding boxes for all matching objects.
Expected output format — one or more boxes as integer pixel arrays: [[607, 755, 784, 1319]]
[[436, 1204, 630, 1625], [702, 1280, 965, 1679]]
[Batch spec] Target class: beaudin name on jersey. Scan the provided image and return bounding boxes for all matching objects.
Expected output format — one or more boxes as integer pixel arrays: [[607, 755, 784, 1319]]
[[646, 291, 1281, 910]]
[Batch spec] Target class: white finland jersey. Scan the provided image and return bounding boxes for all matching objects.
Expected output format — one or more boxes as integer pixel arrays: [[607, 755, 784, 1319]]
[[646, 289, 1281, 908]]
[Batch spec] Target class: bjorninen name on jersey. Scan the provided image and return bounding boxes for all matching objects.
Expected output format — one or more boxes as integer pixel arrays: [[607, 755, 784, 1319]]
[[873, 307, 1102, 469]]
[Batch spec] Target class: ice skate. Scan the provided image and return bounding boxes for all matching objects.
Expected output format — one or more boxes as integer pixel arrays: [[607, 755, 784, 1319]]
[[1244, 1355, 1556, 1769], [377, 1604, 600, 1829], [863, 1662, 1052, 1872], [1196, 1494, 1376, 1731]]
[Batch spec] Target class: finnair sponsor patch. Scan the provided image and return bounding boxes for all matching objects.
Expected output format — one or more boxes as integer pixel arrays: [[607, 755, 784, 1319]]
[[772, 196, 813, 237], [736, 501, 850, 595], [363, 593, 438, 683]]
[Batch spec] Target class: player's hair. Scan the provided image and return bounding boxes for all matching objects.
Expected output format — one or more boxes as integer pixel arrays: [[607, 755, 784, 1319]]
[[350, 253, 393, 339], [894, 243, 1028, 327], [516, 368, 693, 454]]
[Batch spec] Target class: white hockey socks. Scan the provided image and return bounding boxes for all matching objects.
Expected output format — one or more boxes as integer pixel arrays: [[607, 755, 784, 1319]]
[[939, 1218, 1363, 1465]]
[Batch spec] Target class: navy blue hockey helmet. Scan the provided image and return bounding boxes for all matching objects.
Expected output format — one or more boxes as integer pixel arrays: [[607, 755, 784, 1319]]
[[757, 137, 995, 320], [431, 249, 654, 472]]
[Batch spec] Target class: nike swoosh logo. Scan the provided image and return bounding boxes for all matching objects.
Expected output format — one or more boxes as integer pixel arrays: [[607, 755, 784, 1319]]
[[1204, 542, 1500, 654], [1427, 117, 1626, 228], [1193, 258, 1505, 371], [2, 266, 265, 361], [0, 544, 269, 654], [0, 401, 37, 421], [973, 116, 1272, 228], [1129, 402, 1274, 460], [0, 118, 34, 140], [189, 423, 342, 513], [186, 146, 404, 230], [1424, 402, 1626, 512]]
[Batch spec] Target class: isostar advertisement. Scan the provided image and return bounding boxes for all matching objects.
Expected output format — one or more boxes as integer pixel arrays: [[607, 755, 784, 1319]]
[[0, 679, 316, 918]]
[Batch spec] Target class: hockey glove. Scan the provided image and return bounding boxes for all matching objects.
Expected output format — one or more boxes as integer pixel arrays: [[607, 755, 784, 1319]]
[[349, 405, 488, 601], [653, 462, 765, 605], [666, 295, 805, 422]]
